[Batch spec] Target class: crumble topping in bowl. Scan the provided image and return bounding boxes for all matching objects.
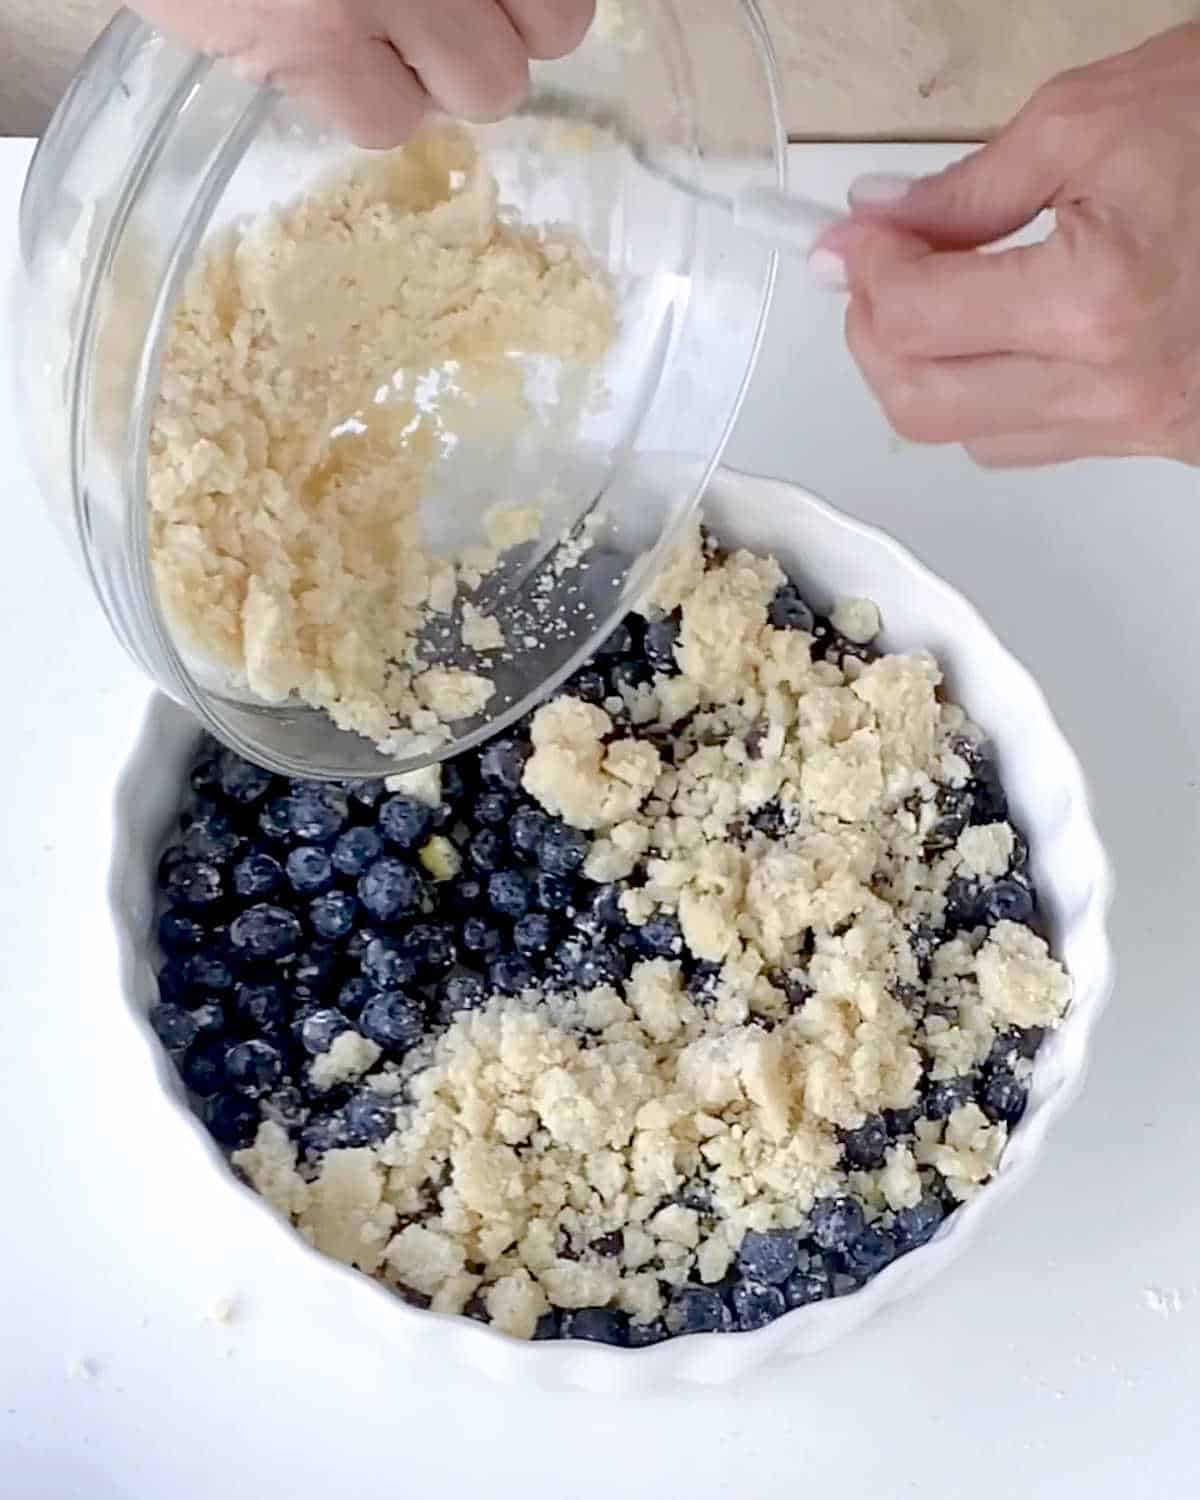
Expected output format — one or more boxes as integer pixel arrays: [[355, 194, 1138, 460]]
[[150, 524, 1070, 1344]]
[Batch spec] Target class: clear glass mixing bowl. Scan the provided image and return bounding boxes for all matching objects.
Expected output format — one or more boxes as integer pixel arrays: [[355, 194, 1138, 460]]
[[15, 2, 785, 777]]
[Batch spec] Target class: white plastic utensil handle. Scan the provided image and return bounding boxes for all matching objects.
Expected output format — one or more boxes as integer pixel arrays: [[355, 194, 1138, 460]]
[[732, 186, 844, 257]]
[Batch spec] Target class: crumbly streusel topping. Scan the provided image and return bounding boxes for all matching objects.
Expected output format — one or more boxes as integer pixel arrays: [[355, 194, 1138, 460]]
[[234, 524, 1071, 1338]]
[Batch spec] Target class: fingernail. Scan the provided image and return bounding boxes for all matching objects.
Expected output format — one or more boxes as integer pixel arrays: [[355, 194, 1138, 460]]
[[848, 172, 917, 209], [807, 248, 848, 290]]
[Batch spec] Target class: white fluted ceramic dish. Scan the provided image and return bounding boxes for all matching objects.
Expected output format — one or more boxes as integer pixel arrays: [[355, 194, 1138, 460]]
[[109, 466, 1115, 1393]]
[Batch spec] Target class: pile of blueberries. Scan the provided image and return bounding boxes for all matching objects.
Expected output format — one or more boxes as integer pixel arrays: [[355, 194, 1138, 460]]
[[149, 584, 1044, 1346]]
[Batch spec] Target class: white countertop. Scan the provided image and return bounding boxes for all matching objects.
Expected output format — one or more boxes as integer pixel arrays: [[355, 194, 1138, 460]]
[[2, 137, 1197, 1498]]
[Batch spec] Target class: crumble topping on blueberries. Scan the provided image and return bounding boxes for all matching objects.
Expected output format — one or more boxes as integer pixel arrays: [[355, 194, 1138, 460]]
[[150, 522, 1071, 1346]]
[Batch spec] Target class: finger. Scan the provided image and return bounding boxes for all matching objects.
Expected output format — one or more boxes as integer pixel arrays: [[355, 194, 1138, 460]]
[[830, 220, 1074, 361], [966, 429, 1148, 469], [847, 100, 1065, 249], [845, 300, 1143, 444], [270, 38, 432, 149], [386, 0, 530, 123], [501, 0, 595, 59]]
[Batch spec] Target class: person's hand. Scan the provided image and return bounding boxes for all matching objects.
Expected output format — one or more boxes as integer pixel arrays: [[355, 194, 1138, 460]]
[[133, 0, 596, 149], [812, 22, 1200, 468]]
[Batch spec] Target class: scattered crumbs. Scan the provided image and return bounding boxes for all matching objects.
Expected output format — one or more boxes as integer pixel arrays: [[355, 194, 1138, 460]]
[[67, 1357, 98, 1382], [1141, 1286, 1188, 1318]]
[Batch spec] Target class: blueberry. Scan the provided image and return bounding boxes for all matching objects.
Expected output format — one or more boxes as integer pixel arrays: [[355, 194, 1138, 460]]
[[509, 806, 549, 857], [595, 623, 633, 659], [149, 1002, 199, 1053], [203, 1091, 260, 1147], [688, 961, 723, 1001], [627, 1320, 668, 1347], [261, 1085, 306, 1131], [300, 1009, 352, 1056], [643, 617, 680, 675], [190, 1002, 226, 1040], [346, 779, 386, 813], [488, 870, 531, 919], [286, 846, 334, 895], [162, 859, 224, 911], [843, 1227, 898, 1280], [189, 745, 222, 798], [736, 1230, 801, 1286], [224, 1039, 284, 1097], [968, 763, 1009, 825], [809, 1197, 867, 1253], [362, 937, 419, 991], [842, 1115, 888, 1170], [180, 813, 242, 865], [978, 877, 1035, 927], [332, 826, 384, 878], [156, 911, 208, 955], [893, 1197, 946, 1252], [467, 830, 507, 873], [337, 977, 377, 1017], [480, 738, 528, 794], [232, 852, 284, 900], [234, 982, 287, 1032], [358, 858, 428, 924], [532, 1311, 561, 1341], [309, 890, 358, 943], [749, 802, 788, 838], [472, 792, 510, 828], [180, 952, 235, 995], [343, 1089, 396, 1146], [489, 954, 535, 995], [534, 872, 574, 912], [574, 943, 625, 989], [514, 912, 554, 956], [609, 658, 649, 695], [922, 1076, 974, 1120], [181, 1041, 226, 1095], [884, 1106, 922, 1140], [286, 786, 349, 843], [731, 1279, 787, 1332], [359, 993, 426, 1053], [784, 1266, 833, 1309], [300, 1113, 351, 1157], [536, 822, 588, 878], [436, 973, 488, 1022], [291, 947, 340, 1002], [461, 917, 505, 961], [944, 878, 984, 932], [257, 798, 293, 844], [583, 884, 622, 929], [926, 787, 973, 852], [979, 1067, 1028, 1125], [216, 752, 274, 808], [442, 875, 484, 916], [346, 927, 380, 964], [638, 914, 684, 959], [563, 1309, 629, 1346], [379, 796, 434, 850], [664, 1286, 732, 1336], [769, 584, 815, 633], [398, 923, 457, 977], [566, 669, 608, 705], [229, 903, 302, 962]]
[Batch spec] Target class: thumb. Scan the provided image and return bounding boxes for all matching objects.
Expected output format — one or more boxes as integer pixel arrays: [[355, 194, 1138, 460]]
[[847, 114, 1065, 249]]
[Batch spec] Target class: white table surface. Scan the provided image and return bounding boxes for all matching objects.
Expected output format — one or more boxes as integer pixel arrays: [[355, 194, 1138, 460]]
[[2, 136, 1198, 1498]]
